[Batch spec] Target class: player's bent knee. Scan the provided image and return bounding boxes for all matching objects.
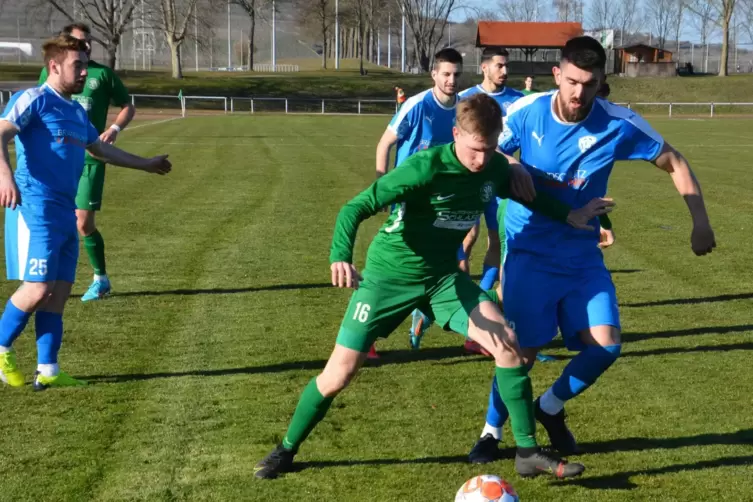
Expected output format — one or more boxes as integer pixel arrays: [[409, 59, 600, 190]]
[[317, 344, 365, 397], [76, 210, 96, 236]]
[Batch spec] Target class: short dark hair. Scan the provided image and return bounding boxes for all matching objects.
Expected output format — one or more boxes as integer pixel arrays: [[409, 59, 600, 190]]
[[525, 75, 535, 80], [60, 23, 91, 37], [481, 47, 509, 63], [561, 36, 606, 71], [456, 93, 502, 139], [433, 47, 463, 69], [598, 82, 610, 98]]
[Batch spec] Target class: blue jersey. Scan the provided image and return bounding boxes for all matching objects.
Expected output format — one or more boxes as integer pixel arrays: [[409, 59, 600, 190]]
[[1, 84, 99, 213], [459, 85, 524, 116], [499, 91, 665, 263], [388, 88, 457, 167]]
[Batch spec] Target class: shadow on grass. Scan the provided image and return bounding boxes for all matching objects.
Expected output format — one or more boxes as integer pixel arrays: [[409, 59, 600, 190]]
[[622, 291, 753, 308], [80, 336, 753, 383], [70, 282, 333, 299], [80, 346, 473, 383], [290, 429, 753, 485]]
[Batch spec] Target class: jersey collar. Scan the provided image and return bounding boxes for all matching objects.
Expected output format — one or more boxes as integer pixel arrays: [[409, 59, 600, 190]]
[[477, 84, 505, 96], [42, 83, 76, 104], [431, 88, 458, 110]]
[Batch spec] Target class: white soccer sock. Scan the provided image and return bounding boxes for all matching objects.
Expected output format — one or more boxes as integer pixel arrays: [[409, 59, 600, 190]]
[[37, 363, 59, 377], [539, 387, 565, 416], [481, 422, 502, 441], [0, 346, 10, 353], [94, 274, 108, 282]]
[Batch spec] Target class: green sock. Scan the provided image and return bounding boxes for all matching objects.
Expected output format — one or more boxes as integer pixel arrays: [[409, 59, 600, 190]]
[[83, 230, 106, 276], [281, 378, 334, 452], [495, 365, 537, 448]]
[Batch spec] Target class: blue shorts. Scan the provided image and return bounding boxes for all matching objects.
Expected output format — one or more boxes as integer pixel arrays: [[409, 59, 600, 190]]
[[502, 250, 620, 351], [5, 206, 78, 283]]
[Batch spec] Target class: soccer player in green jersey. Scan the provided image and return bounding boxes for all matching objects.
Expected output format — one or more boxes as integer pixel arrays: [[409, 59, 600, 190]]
[[38, 23, 135, 302], [254, 94, 614, 480], [521, 75, 537, 95]]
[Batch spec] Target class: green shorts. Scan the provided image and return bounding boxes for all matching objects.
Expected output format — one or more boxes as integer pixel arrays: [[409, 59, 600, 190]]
[[336, 270, 493, 352], [76, 159, 106, 211]]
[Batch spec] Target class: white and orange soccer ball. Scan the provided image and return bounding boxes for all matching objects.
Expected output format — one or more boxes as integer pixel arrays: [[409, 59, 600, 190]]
[[455, 475, 519, 502]]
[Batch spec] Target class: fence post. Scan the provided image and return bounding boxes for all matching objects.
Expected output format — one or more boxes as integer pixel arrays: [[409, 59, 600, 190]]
[[224, 97, 228, 114], [131, 95, 135, 106], [358, 101, 362, 114], [251, 99, 254, 114], [285, 99, 288, 114], [669, 103, 672, 117], [627, 102, 631, 110], [710, 103, 714, 118], [322, 99, 325, 114], [231, 98, 234, 113]]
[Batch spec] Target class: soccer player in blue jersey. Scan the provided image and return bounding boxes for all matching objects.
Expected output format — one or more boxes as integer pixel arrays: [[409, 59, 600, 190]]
[[376, 47, 463, 178], [0, 35, 171, 390], [468, 36, 716, 463]]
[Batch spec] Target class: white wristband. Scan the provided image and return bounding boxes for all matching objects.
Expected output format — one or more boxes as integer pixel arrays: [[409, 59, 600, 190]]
[[109, 124, 121, 132]]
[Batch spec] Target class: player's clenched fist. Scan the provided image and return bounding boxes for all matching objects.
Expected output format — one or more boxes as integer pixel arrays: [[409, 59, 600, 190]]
[[330, 262, 363, 289], [146, 155, 172, 175], [567, 197, 615, 231]]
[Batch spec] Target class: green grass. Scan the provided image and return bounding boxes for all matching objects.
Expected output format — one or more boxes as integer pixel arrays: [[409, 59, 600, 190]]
[[4, 60, 753, 105], [1, 115, 753, 501]]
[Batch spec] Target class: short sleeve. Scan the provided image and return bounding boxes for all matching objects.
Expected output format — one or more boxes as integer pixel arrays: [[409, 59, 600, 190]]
[[388, 101, 420, 141], [0, 90, 41, 132], [498, 111, 521, 155], [109, 70, 130, 106], [615, 112, 665, 161]]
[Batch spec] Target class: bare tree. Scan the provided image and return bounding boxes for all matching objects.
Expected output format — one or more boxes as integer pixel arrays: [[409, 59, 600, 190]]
[[39, 0, 138, 68], [687, 0, 718, 47], [588, 0, 623, 30], [670, 0, 684, 55], [648, 0, 677, 49], [147, 0, 213, 78], [741, 0, 753, 43], [397, 0, 456, 72], [687, 0, 737, 75], [498, 0, 541, 22], [294, 0, 334, 68], [232, 0, 274, 71], [553, 0, 583, 22]]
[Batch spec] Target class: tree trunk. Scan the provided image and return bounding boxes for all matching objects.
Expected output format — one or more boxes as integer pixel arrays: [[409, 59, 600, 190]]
[[321, 10, 328, 69], [719, 17, 729, 76], [248, 7, 256, 71], [107, 44, 117, 69], [169, 40, 184, 79]]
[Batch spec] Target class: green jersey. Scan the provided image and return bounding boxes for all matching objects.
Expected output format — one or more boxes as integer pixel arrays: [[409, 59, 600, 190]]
[[521, 89, 537, 96], [330, 143, 571, 281], [38, 60, 130, 133]]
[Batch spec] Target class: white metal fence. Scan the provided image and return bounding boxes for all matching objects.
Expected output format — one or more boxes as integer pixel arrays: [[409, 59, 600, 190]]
[[2, 89, 753, 118]]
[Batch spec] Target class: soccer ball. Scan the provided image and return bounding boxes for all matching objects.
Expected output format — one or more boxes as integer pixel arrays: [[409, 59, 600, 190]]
[[455, 475, 519, 502]]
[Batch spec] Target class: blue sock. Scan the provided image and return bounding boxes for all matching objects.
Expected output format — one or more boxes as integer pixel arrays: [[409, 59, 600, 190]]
[[479, 264, 499, 290], [0, 300, 32, 347], [35, 311, 63, 364], [457, 245, 467, 262], [485, 375, 509, 428], [551, 344, 622, 402]]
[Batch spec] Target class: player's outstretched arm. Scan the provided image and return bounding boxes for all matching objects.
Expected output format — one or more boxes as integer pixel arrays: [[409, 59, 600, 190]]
[[375, 128, 398, 178], [652, 142, 716, 256], [0, 121, 20, 209], [87, 140, 171, 175]]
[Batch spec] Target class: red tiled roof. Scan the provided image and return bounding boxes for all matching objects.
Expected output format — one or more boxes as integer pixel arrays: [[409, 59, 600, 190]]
[[476, 21, 583, 48]]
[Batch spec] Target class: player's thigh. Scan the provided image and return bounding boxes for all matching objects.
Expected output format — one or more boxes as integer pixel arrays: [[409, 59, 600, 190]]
[[76, 160, 106, 211], [502, 251, 563, 348], [4, 208, 65, 284], [428, 272, 493, 337], [558, 264, 621, 351], [336, 273, 424, 353]]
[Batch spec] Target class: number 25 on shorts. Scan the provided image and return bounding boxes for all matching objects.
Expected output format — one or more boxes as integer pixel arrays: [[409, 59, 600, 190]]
[[352, 302, 371, 323], [28, 258, 48, 277]]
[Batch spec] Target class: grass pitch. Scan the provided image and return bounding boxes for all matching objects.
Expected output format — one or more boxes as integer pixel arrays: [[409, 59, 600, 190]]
[[0, 115, 752, 501]]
